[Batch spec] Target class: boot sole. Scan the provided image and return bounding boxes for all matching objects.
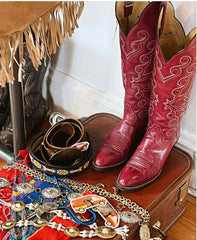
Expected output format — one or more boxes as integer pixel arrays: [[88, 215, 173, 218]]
[[116, 170, 162, 191], [91, 158, 129, 171]]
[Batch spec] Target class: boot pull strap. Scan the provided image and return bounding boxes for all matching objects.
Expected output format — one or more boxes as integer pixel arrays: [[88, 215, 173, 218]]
[[158, 2, 167, 38], [124, 1, 133, 17], [115, 1, 133, 20]]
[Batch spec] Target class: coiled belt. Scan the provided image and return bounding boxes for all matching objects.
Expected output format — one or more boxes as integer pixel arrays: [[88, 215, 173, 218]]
[[29, 118, 92, 177]]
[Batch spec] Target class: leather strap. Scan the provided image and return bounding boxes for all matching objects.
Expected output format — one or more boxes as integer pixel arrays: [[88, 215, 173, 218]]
[[124, 2, 133, 17], [29, 118, 92, 177], [43, 118, 86, 157]]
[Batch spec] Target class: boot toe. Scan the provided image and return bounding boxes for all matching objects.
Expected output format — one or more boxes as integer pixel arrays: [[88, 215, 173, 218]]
[[116, 165, 161, 191], [117, 168, 145, 190], [93, 150, 127, 170]]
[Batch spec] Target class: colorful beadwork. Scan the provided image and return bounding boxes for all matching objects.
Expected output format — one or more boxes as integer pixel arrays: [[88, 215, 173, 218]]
[[30, 154, 90, 176]]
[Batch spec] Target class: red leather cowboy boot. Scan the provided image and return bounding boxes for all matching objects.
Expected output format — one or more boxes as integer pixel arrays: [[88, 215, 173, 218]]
[[93, 1, 164, 170], [117, 2, 196, 191]]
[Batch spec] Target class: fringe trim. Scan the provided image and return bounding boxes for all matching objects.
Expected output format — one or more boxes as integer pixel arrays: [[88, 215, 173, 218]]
[[0, 1, 84, 87]]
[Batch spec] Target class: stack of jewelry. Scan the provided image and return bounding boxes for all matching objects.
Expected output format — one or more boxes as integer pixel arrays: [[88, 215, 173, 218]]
[[1, 149, 154, 240], [10, 152, 82, 240], [1, 150, 99, 240], [0, 149, 33, 240]]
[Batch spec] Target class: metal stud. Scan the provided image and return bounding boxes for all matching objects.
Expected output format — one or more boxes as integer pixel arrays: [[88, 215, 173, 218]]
[[2, 220, 16, 230], [120, 211, 139, 224], [64, 226, 80, 237], [0, 177, 10, 188], [33, 219, 48, 228], [95, 226, 116, 239], [11, 201, 26, 212]]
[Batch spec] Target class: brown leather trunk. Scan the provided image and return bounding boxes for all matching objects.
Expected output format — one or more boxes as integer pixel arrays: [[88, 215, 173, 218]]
[[71, 113, 193, 240]]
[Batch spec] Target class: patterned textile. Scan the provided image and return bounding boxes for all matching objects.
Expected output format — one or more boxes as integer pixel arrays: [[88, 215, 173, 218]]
[[0, 167, 13, 240], [0, 150, 81, 240]]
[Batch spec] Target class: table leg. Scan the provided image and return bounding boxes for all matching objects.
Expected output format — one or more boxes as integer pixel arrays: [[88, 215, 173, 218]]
[[9, 79, 26, 157]]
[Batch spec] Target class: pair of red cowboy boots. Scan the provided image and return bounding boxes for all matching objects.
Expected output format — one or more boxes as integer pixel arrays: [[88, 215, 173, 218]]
[[93, 1, 196, 191]]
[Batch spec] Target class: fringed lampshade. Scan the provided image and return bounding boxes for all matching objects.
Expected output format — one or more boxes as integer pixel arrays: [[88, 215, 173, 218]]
[[0, 1, 84, 87]]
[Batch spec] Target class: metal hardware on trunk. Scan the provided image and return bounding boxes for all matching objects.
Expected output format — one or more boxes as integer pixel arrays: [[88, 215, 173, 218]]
[[175, 181, 189, 206], [152, 220, 166, 237]]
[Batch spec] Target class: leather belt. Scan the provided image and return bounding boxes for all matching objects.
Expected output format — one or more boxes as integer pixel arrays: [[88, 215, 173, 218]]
[[29, 118, 92, 177]]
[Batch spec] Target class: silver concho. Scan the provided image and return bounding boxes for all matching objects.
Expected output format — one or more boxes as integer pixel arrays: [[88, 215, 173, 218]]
[[120, 211, 139, 224], [41, 187, 61, 198], [0, 177, 10, 188], [139, 224, 150, 240], [42, 202, 59, 211], [16, 183, 34, 194], [36, 202, 59, 218]]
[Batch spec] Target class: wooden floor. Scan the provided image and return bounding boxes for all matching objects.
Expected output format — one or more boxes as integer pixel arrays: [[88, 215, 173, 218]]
[[167, 194, 196, 240], [0, 157, 195, 240]]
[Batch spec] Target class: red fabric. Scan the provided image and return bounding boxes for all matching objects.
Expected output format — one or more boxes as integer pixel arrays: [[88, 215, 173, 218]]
[[17, 149, 31, 165], [0, 167, 15, 240], [0, 157, 33, 240], [27, 216, 79, 240]]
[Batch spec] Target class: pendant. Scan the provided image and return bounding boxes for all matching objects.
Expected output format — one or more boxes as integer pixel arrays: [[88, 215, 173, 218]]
[[120, 211, 139, 224], [16, 183, 34, 194], [41, 187, 61, 198], [139, 224, 150, 240], [95, 226, 116, 239], [70, 194, 120, 228], [93, 202, 120, 228], [0, 177, 10, 188]]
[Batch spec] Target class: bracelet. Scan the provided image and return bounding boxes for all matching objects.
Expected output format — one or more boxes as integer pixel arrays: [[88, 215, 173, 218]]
[[2, 217, 130, 240]]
